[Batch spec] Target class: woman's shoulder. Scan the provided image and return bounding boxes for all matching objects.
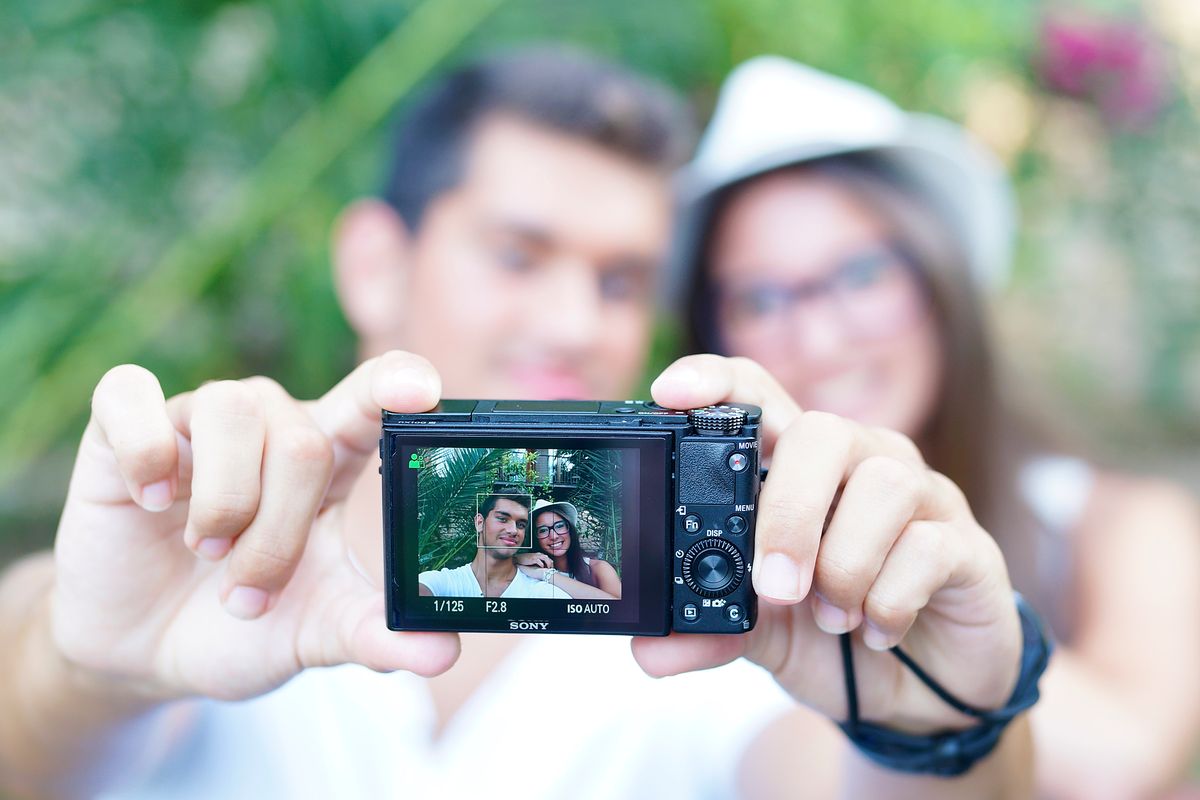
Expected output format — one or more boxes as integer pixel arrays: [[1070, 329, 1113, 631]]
[[1018, 455, 1199, 539], [1081, 468, 1200, 536]]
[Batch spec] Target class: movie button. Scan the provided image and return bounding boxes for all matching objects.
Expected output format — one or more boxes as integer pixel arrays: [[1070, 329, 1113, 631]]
[[728, 452, 749, 472], [682, 603, 699, 622], [615, 406, 636, 413], [725, 514, 748, 535], [683, 514, 702, 534], [725, 604, 744, 624]]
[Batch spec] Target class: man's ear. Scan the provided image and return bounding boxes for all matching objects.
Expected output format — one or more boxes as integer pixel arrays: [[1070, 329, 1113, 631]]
[[332, 199, 411, 341]]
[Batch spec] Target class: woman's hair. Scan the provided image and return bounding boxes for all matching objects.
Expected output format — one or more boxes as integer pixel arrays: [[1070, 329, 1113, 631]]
[[533, 510, 595, 587], [685, 153, 1067, 606]]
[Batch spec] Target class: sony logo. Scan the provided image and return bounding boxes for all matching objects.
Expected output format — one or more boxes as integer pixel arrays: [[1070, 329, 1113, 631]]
[[509, 621, 550, 630]]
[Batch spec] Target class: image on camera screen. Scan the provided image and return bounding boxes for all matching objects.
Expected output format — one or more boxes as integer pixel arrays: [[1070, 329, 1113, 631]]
[[412, 446, 624, 600]]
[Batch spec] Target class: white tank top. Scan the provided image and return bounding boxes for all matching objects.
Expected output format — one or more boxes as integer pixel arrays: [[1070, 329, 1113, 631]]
[[99, 635, 794, 799], [1015, 455, 1095, 639]]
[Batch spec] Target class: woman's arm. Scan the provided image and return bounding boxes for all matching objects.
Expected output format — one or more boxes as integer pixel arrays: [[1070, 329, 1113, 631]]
[[1032, 475, 1200, 800], [587, 559, 623, 599], [737, 684, 1034, 800], [634, 355, 1032, 799], [517, 566, 617, 600]]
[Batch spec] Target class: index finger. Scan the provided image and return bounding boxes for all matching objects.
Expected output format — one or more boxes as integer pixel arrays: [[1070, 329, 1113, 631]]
[[306, 350, 441, 503], [650, 355, 802, 447]]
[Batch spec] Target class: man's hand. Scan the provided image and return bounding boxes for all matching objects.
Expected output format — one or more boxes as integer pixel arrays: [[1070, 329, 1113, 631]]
[[50, 351, 461, 703], [632, 355, 1022, 735]]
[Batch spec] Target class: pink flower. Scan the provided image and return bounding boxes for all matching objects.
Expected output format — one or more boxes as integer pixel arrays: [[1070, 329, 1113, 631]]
[[1038, 13, 1169, 130]]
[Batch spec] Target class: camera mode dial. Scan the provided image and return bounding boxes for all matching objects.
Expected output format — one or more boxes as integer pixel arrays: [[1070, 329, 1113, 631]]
[[687, 405, 748, 436], [681, 538, 745, 598]]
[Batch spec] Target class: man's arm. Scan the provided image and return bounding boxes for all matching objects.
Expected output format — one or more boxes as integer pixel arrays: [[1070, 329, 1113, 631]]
[[0, 353, 460, 798], [0, 554, 171, 798]]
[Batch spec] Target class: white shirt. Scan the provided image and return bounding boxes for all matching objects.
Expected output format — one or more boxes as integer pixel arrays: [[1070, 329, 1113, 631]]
[[99, 636, 796, 800], [419, 562, 571, 599]]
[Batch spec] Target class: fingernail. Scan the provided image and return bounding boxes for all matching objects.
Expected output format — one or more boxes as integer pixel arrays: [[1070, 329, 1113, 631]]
[[862, 622, 892, 652], [195, 537, 231, 560], [140, 480, 173, 512], [756, 553, 805, 601], [813, 597, 851, 634], [224, 586, 269, 620]]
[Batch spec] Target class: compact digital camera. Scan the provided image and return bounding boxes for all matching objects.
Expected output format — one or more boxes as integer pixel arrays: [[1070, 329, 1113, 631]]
[[381, 400, 761, 635]]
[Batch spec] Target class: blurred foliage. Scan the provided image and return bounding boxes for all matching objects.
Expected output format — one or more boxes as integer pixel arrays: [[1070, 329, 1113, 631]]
[[2, 0, 1200, 562]]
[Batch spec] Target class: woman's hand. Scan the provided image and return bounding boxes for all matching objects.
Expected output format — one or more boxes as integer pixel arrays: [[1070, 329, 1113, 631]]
[[516, 552, 553, 569], [632, 355, 1023, 734], [517, 566, 550, 581]]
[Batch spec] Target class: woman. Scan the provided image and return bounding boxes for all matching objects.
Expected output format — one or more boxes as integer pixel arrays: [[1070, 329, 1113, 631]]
[[674, 56, 1200, 799], [516, 499, 622, 600]]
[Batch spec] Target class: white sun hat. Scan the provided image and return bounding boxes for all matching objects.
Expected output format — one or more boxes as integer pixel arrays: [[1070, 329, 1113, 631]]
[[669, 55, 1016, 304]]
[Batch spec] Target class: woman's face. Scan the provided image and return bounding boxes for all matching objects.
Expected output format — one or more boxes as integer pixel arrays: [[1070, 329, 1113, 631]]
[[708, 171, 942, 438], [535, 511, 571, 558]]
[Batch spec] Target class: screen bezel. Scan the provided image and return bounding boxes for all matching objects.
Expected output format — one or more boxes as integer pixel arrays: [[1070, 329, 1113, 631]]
[[385, 429, 672, 636]]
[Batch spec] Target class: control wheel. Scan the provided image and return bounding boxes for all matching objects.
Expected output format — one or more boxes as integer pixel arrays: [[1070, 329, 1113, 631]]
[[687, 405, 748, 436], [681, 539, 745, 598]]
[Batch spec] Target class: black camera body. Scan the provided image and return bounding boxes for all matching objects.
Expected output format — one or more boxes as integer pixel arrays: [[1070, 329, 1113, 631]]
[[381, 400, 761, 636]]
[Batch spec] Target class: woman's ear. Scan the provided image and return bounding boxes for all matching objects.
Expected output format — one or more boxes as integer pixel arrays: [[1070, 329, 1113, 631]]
[[332, 199, 411, 341]]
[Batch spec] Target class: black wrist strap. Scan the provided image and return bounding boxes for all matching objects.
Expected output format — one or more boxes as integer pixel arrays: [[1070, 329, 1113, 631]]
[[836, 592, 1053, 777]]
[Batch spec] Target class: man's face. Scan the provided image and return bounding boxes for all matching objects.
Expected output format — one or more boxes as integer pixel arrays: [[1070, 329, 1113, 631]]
[[388, 114, 671, 400], [475, 498, 529, 559]]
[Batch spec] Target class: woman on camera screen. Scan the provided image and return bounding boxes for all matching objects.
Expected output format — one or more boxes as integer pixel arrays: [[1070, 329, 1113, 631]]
[[516, 499, 622, 600], [672, 56, 1200, 798]]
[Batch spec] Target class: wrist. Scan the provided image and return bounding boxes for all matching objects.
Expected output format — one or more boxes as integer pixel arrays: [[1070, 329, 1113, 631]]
[[838, 593, 1051, 777], [0, 568, 175, 793], [875, 602, 1024, 736], [40, 588, 176, 712]]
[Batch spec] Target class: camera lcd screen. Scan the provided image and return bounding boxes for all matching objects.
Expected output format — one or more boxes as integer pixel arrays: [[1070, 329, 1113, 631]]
[[387, 433, 671, 635]]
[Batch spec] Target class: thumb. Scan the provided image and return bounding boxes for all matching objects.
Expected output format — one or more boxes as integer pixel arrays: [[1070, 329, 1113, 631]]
[[630, 633, 747, 678], [306, 350, 441, 504]]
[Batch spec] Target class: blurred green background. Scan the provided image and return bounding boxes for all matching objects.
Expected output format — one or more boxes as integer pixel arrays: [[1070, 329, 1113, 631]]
[[2, 0, 1199, 568]]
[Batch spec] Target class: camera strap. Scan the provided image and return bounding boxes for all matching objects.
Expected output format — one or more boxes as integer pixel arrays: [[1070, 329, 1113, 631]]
[[835, 592, 1053, 776]]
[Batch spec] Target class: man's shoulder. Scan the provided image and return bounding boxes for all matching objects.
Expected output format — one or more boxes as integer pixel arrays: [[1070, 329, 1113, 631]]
[[420, 563, 471, 577], [418, 563, 474, 593], [421, 563, 471, 575]]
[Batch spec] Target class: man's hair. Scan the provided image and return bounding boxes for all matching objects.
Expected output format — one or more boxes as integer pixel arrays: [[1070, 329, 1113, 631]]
[[478, 493, 531, 520], [383, 47, 692, 228]]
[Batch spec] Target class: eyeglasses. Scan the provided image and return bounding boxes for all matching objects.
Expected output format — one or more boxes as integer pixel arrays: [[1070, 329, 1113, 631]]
[[714, 243, 927, 345], [536, 520, 570, 539]]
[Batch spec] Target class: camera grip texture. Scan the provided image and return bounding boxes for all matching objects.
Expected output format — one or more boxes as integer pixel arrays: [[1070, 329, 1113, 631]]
[[678, 442, 735, 504]]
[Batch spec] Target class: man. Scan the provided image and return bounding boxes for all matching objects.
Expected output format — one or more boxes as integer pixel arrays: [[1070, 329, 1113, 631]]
[[418, 494, 569, 598], [0, 47, 711, 798], [0, 48, 1032, 798]]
